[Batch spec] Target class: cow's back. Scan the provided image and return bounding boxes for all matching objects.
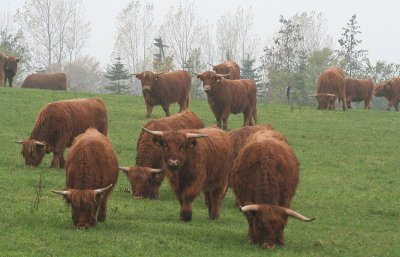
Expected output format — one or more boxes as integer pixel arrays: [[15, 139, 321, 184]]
[[66, 128, 118, 190], [345, 78, 374, 101], [318, 67, 345, 94], [21, 73, 68, 90], [154, 70, 190, 103]]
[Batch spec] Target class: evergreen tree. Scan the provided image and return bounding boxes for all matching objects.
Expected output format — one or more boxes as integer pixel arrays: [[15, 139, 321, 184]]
[[240, 56, 263, 97], [337, 14, 368, 77], [104, 56, 131, 94]]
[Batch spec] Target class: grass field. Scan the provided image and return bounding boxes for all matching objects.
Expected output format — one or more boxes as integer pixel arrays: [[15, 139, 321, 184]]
[[0, 87, 399, 256]]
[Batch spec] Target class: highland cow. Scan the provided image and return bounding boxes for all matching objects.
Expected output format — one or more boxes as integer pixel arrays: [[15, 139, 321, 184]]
[[21, 73, 68, 90], [210, 60, 240, 80], [4, 54, 19, 87], [344, 78, 374, 109], [51, 128, 119, 229], [374, 78, 400, 111]]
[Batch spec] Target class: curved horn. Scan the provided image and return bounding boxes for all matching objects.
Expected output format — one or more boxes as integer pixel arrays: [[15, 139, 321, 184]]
[[94, 184, 113, 195], [326, 93, 336, 97], [119, 166, 130, 173], [209, 63, 216, 68], [240, 204, 261, 212], [191, 71, 201, 76], [51, 189, 70, 196], [148, 168, 162, 174], [217, 73, 231, 77], [131, 73, 138, 76], [15, 140, 24, 144], [186, 133, 208, 139], [284, 208, 316, 222], [35, 141, 46, 146], [308, 94, 318, 97], [141, 127, 164, 136]]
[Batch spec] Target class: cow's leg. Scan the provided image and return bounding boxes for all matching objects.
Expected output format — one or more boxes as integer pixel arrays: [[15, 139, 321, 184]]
[[214, 112, 222, 129], [221, 112, 230, 131], [97, 193, 110, 222], [204, 191, 211, 210], [387, 101, 393, 111], [50, 152, 61, 168], [208, 187, 224, 220], [8, 76, 13, 87], [162, 104, 171, 117], [341, 95, 348, 111], [395, 102, 399, 112], [145, 104, 153, 118], [180, 199, 193, 222], [243, 109, 252, 127]]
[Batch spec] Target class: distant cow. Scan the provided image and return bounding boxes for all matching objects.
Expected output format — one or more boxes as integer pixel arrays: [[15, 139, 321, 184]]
[[142, 126, 233, 222], [231, 130, 315, 249], [134, 70, 191, 118], [374, 78, 400, 111], [51, 128, 119, 229], [210, 60, 240, 80], [21, 73, 68, 90], [0, 53, 6, 87], [310, 67, 347, 111], [4, 54, 20, 87], [15, 98, 107, 168], [119, 110, 204, 200], [195, 71, 257, 130], [344, 78, 374, 109]]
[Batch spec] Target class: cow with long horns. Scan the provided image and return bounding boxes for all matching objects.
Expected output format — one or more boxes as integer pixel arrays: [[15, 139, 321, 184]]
[[119, 110, 204, 200], [15, 98, 108, 168], [231, 130, 315, 249], [142, 126, 233, 222], [51, 128, 119, 229], [310, 67, 347, 111], [210, 60, 240, 80], [374, 78, 400, 111], [194, 71, 257, 130], [133, 70, 191, 118]]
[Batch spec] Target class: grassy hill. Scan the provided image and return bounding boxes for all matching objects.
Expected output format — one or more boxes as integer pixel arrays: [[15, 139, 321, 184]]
[[0, 87, 399, 256]]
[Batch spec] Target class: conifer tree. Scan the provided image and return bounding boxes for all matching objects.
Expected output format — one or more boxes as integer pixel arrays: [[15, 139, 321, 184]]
[[241, 56, 263, 96], [104, 56, 131, 94]]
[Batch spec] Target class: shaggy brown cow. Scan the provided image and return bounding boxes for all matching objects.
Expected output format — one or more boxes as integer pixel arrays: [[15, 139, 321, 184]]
[[195, 71, 257, 130], [21, 73, 68, 90], [310, 67, 347, 111], [119, 110, 204, 200], [51, 128, 119, 229], [231, 130, 315, 249], [210, 60, 240, 80], [344, 78, 374, 109], [142, 126, 233, 222], [15, 98, 107, 168], [134, 70, 191, 118], [0, 53, 6, 87], [374, 78, 400, 111], [4, 54, 20, 87]]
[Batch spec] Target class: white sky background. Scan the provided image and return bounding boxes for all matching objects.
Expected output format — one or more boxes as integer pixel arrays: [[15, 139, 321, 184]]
[[1, 0, 399, 68]]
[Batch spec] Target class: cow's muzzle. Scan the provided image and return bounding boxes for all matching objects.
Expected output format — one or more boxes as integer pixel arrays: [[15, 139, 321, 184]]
[[143, 85, 151, 92], [77, 223, 90, 229], [167, 159, 179, 171], [203, 85, 211, 93]]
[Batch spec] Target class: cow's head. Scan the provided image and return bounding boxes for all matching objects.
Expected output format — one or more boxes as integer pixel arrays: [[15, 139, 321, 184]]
[[141, 127, 208, 172], [210, 63, 233, 75], [15, 139, 47, 167], [193, 71, 230, 95], [374, 81, 390, 97], [309, 93, 336, 110], [119, 166, 163, 199], [5, 55, 20, 75], [240, 204, 315, 249], [133, 71, 161, 93], [51, 184, 113, 229]]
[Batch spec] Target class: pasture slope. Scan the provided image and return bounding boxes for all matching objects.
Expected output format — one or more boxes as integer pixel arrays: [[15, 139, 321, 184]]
[[0, 87, 399, 256]]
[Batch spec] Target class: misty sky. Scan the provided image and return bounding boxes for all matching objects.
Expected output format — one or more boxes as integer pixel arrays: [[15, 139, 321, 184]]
[[1, 0, 399, 68]]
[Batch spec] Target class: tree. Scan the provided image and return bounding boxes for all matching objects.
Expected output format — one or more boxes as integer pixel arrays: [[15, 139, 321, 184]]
[[337, 14, 368, 78], [104, 56, 132, 94], [241, 55, 263, 97]]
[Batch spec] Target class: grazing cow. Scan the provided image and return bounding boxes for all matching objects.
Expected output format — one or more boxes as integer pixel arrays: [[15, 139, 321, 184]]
[[195, 71, 257, 130], [210, 60, 240, 80], [231, 130, 315, 249], [15, 98, 107, 168], [310, 67, 347, 111], [4, 54, 20, 87], [142, 126, 233, 222], [0, 53, 6, 87], [20, 73, 68, 90], [119, 110, 204, 200], [134, 70, 191, 118], [51, 128, 119, 229], [374, 78, 400, 111], [344, 78, 374, 109]]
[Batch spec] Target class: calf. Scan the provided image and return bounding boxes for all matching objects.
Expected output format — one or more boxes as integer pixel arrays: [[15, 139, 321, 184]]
[[51, 128, 119, 229], [119, 110, 204, 200], [231, 130, 315, 249], [134, 70, 191, 118], [195, 71, 257, 130], [15, 98, 107, 168], [374, 78, 400, 111], [345, 78, 374, 109], [142, 126, 233, 221]]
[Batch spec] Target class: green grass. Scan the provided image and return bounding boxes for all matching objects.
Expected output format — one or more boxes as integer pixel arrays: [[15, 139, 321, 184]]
[[0, 87, 399, 256]]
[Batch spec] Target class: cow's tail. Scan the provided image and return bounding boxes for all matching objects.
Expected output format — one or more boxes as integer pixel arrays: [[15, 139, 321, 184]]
[[186, 93, 191, 110]]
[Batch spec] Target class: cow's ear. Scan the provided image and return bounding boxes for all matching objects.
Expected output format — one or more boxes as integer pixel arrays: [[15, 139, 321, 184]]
[[197, 75, 203, 81], [154, 74, 160, 81], [187, 138, 197, 148], [16, 58, 20, 63], [152, 136, 163, 147], [135, 73, 143, 80]]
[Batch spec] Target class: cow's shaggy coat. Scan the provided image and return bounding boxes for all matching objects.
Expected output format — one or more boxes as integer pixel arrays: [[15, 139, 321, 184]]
[[21, 73, 68, 90], [374, 78, 400, 111]]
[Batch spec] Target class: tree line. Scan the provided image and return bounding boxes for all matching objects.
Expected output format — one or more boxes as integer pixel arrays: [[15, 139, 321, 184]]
[[1, 0, 399, 108]]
